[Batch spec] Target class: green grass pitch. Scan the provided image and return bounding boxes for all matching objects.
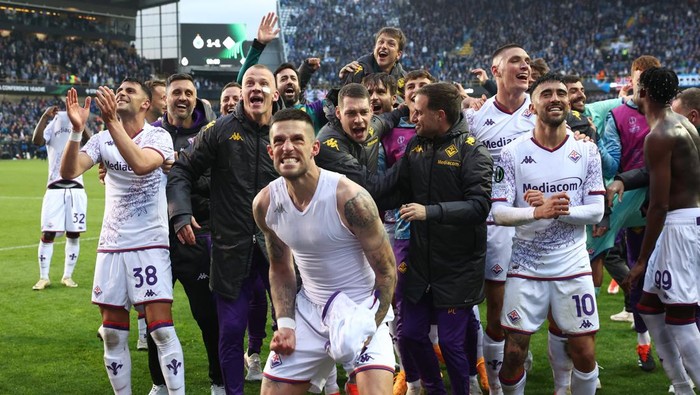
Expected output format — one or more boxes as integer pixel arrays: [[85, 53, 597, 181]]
[[0, 159, 676, 394]]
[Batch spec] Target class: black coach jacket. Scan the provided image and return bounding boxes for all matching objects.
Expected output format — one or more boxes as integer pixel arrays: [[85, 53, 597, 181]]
[[394, 115, 493, 308], [167, 101, 277, 300]]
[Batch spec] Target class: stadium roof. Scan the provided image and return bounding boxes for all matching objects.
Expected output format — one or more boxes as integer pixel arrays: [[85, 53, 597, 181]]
[[7, 0, 178, 16]]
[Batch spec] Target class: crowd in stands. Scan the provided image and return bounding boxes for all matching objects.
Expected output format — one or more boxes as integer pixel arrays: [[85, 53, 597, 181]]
[[280, 0, 699, 85], [0, 34, 152, 86], [0, 97, 103, 159], [0, 6, 132, 37]]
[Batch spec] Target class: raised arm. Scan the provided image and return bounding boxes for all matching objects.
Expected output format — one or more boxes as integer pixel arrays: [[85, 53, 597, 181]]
[[337, 178, 396, 327], [32, 106, 57, 146], [60, 88, 95, 179], [236, 12, 279, 84], [252, 187, 298, 355]]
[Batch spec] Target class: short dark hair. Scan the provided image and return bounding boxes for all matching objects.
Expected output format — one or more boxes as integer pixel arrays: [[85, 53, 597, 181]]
[[362, 73, 398, 96], [639, 67, 679, 105], [677, 87, 700, 112], [405, 69, 436, 84], [415, 82, 461, 125], [273, 63, 299, 81], [166, 73, 195, 87], [561, 75, 582, 85], [375, 27, 406, 51], [338, 83, 370, 108], [223, 81, 241, 91], [122, 77, 151, 101], [270, 108, 314, 138], [529, 73, 566, 96], [145, 79, 166, 90], [492, 43, 524, 62]]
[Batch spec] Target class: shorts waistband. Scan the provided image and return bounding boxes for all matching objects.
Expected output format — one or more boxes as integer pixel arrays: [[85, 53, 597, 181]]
[[664, 207, 700, 225]]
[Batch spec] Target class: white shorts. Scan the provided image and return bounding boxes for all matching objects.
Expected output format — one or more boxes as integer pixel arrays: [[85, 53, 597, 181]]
[[485, 224, 514, 282], [263, 291, 395, 389], [501, 273, 599, 335], [40, 188, 88, 233], [643, 208, 700, 305], [91, 248, 174, 310]]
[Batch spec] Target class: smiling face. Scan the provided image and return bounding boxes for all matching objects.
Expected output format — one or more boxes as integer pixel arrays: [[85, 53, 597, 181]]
[[411, 93, 441, 138], [220, 86, 241, 115], [492, 47, 531, 94], [115, 81, 150, 117], [167, 79, 197, 122], [336, 96, 373, 143], [268, 119, 319, 180], [149, 85, 167, 120], [531, 80, 570, 127], [404, 76, 432, 114], [276, 68, 301, 107], [242, 67, 279, 119], [566, 81, 586, 112], [373, 33, 402, 72]]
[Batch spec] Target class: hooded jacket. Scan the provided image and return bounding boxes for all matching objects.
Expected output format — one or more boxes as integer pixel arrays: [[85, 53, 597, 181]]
[[393, 115, 493, 308]]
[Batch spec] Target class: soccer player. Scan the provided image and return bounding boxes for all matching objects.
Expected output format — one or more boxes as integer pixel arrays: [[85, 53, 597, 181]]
[[464, 44, 535, 395], [60, 80, 184, 394], [622, 67, 700, 395], [31, 106, 90, 290], [145, 79, 167, 123], [252, 108, 396, 395], [492, 74, 605, 395]]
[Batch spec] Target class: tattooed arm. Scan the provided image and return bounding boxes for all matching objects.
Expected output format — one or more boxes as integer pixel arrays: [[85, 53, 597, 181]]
[[337, 177, 397, 327], [252, 186, 297, 355]]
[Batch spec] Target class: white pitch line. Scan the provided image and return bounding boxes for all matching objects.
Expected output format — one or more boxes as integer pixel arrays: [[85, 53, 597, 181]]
[[0, 236, 99, 251], [0, 196, 42, 200]]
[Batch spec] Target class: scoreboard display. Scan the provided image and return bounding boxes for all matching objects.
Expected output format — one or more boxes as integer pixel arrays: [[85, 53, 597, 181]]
[[180, 23, 247, 67]]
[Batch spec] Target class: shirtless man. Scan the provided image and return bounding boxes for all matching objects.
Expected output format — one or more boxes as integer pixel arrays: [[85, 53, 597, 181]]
[[623, 67, 700, 395]]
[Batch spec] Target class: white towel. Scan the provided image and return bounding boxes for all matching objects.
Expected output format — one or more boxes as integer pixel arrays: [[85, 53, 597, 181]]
[[321, 291, 378, 365]]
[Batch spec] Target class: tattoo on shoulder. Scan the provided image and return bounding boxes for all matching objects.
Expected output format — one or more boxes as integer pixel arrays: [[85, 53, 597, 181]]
[[344, 190, 378, 228]]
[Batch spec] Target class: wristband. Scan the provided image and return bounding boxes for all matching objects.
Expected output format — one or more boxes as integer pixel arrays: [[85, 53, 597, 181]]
[[277, 317, 296, 330], [69, 130, 83, 142]]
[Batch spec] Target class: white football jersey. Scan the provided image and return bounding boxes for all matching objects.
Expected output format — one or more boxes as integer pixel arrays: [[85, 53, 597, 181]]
[[465, 95, 536, 163], [81, 123, 174, 252], [44, 111, 84, 187], [492, 131, 605, 278]]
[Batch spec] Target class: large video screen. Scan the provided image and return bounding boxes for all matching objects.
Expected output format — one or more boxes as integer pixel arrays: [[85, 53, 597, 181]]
[[180, 23, 247, 67]]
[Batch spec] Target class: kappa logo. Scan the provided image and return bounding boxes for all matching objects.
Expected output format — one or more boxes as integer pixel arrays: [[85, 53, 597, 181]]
[[568, 150, 582, 163], [507, 309, 521, 323], [196, 273, 209, 281], [270, 353, 283, 368], [492, 264, 503, 275], [445, 144, 458, 157], [144, 289, 157, 297], [521, 155, 537, 164], [105, 140, 114, 146], [465, 136, 476, 146], [411, 145, 424, 153], [324, 138, 340, 151], [357, 353, 374, 364], [484, 119, 495, 126], [274, 203, 286, 214], [229, 132, 244, 141], [93, 286, 103, 297], [579, 319, 594, 329]]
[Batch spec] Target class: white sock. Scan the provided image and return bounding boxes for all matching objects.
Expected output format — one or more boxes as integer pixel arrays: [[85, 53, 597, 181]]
[[642, 313, 691, 387], [429, 324, 439, 345], [637, 330, 651, 345], [99, 325, 132, 394], [150, 325, 185, 394], [473, 306, 485, 360], [501, 371, 526, 395], [547, 331, 572, 393], [137, 315, 147, 343], [571, 364, 598, 395], [483, 332, 505, 391], [38, 240, 53, 279], [406, 380, 421, 395], [667, 323, 700, 385], [63, 237, 79, 278]]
